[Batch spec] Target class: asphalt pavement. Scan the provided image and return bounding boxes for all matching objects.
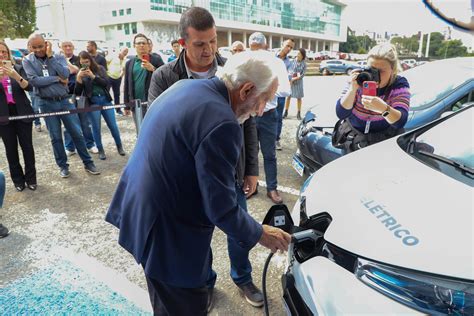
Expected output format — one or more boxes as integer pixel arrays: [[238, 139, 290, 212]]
[[0, 75, 347, 315]]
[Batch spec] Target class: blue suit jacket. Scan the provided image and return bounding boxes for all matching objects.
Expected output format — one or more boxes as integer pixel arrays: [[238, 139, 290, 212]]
[[106, 77, 263, 287]]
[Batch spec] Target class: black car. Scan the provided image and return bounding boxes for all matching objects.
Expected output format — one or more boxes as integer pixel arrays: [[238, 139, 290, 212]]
[[292, 57, 474, 176]]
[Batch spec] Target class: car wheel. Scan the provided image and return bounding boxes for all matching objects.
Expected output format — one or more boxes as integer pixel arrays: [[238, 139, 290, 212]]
[[322, 68, 330, 76], [346, 68, 353, 75]]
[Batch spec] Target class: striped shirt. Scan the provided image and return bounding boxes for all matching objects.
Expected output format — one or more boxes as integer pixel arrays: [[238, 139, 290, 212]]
[[336, 76, 410, 133]]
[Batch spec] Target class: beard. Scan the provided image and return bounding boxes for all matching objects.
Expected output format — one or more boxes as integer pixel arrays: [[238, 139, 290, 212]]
[[235, 96, 259, 124]]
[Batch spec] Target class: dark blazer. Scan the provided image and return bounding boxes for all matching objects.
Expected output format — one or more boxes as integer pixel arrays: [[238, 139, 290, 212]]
[[123, 53, 164, 105], [105, 77, 263, 288], [0, 64, 34, 125], [74, 65, 112, 103]]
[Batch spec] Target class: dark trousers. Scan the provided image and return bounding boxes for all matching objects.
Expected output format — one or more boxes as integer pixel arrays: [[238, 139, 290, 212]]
[[108, 77, 122, 113], [0, 121, 36, 186], [146, 276, 208, 316], [276, 97, 285, 141]]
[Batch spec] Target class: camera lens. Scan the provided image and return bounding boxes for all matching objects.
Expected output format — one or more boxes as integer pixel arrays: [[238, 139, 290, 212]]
[[356, 71, 372, 86]]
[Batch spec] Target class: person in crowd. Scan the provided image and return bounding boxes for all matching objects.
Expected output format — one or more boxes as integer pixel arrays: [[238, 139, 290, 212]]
[[106, 50, 291, 316], [23, 33, 100, 178], [148, 7, 262, 310], [147, 38, 160, 60], [335, 43, 410, 152], [284, 48, 307, 120], [75, 51, 125, 160], [123, 34, 164, 125], [86, 41, 107, 71], [106, 47, 128, 116], [231, 40, 245, 54], [248, 32, 290, 205], [275, 38, 294, 150], [61, 40, 97, 156], [0, 171, 9, 238], [0, 41, 37, 191], [167, 40, 181, 62], [26, 42, 42, 132]]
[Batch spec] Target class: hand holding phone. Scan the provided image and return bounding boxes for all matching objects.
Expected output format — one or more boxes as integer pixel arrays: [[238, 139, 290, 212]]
[[45, 41, 53, 58], [142, 54, 150, 62], [362, 81, 377, 96]]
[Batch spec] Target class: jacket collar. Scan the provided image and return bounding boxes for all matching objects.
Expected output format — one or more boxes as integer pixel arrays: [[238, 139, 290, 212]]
[[173, 50, 226, 78]]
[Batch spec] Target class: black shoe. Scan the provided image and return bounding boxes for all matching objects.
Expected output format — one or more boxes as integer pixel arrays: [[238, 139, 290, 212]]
[[283, 109, 288, 118], [0, 224, 9, 238], [15, 183, 25, 192], [60, 167, 70, 178], [27, 184, 37, 191], [207, 287, 214, 313], [98, 150, 107, 160], [238, 282, 264, 307], [117, 145, 126, 156], [85, 163, 100, 175], [297, 111, 302, 120]]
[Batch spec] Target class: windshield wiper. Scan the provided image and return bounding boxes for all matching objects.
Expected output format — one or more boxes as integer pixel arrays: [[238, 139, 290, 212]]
[[418, 150, 474, 175]]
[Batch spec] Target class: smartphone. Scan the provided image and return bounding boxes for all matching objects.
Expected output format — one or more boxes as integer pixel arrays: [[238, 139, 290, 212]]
[[2, 60, 13, 69], [362, 81, 377, 96], [142, 54, 150, 62], [80, 64, 89, 70]]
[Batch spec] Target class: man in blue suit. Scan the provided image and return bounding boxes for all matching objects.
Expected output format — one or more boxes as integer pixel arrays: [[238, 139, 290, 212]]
[[106, 50, 291, 315]]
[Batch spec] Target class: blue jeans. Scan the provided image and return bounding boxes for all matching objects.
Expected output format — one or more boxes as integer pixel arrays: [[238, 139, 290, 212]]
[[64, 111, 95, 151], [29, 93, 41, 127], [88, 95, 123, 151], [276, 97, 285, 141], [38, 97, 93, 169], [256, 109, 278, 191], [0, 171, 5, 208], [207, 184, 253, 288]]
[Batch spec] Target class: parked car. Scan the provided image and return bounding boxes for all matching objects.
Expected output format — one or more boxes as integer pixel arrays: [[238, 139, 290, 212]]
[[293, 57, 474, 176], [319, 60, 358, 75], [282, 105, 473, 315], [402, 58, 417, 68]]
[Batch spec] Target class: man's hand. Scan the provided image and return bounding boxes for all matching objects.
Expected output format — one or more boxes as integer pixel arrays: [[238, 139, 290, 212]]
[[243, 175, 258, 198], [58, 77, 68, 86], [141, 60, 155, 72], [46, 41, 53, 58], [258, 225, 291, 253]]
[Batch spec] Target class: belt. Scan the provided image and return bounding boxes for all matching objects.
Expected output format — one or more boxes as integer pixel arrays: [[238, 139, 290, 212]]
[[41, 95, 70, 101]]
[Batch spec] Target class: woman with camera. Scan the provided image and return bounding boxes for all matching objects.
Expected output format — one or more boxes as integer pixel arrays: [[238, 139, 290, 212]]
[[334, 43, 410, 152], [284, 48, 307, 120], [0, 41, 37, 192], [75, 51, 125, 160]]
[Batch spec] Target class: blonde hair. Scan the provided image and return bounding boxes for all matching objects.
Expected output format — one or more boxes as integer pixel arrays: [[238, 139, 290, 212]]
[[367, 43, 400, 85]]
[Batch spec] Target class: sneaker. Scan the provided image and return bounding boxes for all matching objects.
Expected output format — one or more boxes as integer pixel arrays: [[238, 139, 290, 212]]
[[238, 282, 264, 307], [207, 287, 214, 313], [85, 163, 100, 175], [65, 149, 76, 157], [88, 146, 99, 154], [117, 145, 126, 156], [60, 167, 70, 178], [275, 140, 282, 150], [0, 224, 9, 238], [35, 125, 42, 132], [98, 150, 107, 160]]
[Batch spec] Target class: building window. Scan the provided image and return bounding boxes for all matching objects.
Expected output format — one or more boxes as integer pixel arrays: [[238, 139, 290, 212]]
[[124, 23, 130, 35], [126, 42, 131, 48], [119, 42, 124, 47], [117, 24, 122, 30], [131, 22, 137, 34], [119, 9, 124, 16], [127, 8, 132, 15], [112, 10, 117, 17]]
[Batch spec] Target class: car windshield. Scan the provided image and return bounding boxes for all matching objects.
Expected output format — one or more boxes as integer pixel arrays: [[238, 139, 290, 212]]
[[410, 107, 473, 185], [403, 58, 473, 111]]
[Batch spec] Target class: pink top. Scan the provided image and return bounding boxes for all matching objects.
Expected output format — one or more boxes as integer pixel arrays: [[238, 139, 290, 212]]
[[1, 76, 15, 104]]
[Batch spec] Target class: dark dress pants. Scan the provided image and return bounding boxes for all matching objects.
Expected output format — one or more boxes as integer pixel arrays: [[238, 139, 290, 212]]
[[145, 276, 208, 316], [0, 121, 36, 186]]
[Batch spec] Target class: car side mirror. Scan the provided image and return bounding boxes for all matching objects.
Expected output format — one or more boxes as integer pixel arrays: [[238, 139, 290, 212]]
[[302, 111, 316, 124], [262, 204, 295, 234]]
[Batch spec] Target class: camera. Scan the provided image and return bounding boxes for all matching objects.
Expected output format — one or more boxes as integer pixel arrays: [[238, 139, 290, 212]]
[[356, 67, 380, 86]]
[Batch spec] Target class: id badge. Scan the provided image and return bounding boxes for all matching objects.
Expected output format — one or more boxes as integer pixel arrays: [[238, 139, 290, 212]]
[[42, 69, 50, 77], [364, 120, 371, 134]]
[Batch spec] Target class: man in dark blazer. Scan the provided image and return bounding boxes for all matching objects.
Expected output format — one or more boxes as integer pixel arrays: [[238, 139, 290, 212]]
[[106, 50, 290, 315]]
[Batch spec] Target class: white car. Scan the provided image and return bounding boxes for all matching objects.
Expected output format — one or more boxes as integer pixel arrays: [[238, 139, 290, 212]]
[[402, 59, 417, 68], [282, 106, 474, 315]]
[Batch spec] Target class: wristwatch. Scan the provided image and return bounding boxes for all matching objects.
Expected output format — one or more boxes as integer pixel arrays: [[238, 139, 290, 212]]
[[382, 105, 391, 117]]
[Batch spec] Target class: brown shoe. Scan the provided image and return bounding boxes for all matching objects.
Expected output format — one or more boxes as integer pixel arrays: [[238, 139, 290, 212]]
[[267, 190, 283, 204]]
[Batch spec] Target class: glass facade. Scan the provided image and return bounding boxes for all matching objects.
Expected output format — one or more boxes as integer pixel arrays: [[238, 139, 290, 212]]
[[149, 0, 342, 36]]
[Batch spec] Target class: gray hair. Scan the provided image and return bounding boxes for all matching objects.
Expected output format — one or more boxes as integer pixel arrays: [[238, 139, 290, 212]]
[[248, 32, 267, 46], [217, 50, 279, 94]]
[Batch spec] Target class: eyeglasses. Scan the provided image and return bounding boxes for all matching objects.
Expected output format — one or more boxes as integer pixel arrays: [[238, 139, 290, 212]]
[[134, 42, 148, 46]]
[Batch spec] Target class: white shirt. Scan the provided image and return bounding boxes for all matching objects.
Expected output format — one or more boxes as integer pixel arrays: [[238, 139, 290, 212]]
[[264, 57, 291, 112]]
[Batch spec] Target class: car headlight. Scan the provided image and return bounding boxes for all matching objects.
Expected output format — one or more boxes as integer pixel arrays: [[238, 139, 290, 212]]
[[356, 258, 474, 315]]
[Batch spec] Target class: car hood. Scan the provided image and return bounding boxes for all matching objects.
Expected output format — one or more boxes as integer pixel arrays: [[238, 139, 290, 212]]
[[302, 138, 473, 280], [305, 106, 339, 129]]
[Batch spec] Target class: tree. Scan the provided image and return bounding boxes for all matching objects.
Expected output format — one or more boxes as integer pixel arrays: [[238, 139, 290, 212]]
[[437, 40, 468, 58], [0, 0, 36, 39], [340, 32, 376, 53], [0, 11, 15, 40]]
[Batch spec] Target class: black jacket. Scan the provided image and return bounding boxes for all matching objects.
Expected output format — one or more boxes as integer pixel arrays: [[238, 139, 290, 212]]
[[0, 64, 34, 125], [74, 65, 112, 103], [123, 54, 164, 106], [147, 50, 258, 183]]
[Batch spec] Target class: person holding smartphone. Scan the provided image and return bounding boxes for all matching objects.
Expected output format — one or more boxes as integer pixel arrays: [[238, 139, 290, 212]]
[[335, 43, 410, 152], [75, 51, 125, 160], [0, 41, 37, 192]]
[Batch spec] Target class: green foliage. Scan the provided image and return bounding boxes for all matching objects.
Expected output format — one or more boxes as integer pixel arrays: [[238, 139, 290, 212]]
[[0, 0, 36, 39], [391, 35, 419, 55], [340, 33, 376, 53]]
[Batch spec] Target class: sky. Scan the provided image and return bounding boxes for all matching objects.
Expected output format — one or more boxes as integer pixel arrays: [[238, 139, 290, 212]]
[[343, 0, 473, 47]]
